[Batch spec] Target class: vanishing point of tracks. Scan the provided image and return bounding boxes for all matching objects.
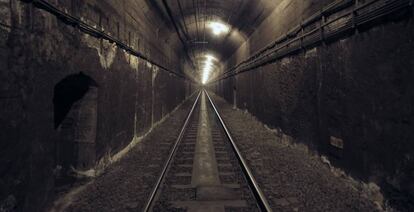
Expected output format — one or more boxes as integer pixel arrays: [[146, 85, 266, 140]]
[[143, 90, 272, 212]]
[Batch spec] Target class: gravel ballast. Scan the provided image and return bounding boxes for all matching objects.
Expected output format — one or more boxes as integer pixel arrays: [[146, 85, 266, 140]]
[[59, 95, 197, 212], [210, 93, 380, 212]]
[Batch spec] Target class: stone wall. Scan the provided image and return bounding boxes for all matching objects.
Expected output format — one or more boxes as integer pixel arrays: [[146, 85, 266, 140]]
[[0, 0, 191, 211], [213, 0, 414, 209]]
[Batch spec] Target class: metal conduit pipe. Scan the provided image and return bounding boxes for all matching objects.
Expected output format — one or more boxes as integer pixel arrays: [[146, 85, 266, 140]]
[[213, 0, 412, 82]]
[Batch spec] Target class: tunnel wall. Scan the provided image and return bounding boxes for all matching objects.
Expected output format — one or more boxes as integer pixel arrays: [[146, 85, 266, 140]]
[[0, 0, 192, 211], [213, 0, 414, 207]]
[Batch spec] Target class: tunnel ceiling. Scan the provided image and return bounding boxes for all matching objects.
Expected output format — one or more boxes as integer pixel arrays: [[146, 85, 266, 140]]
[[149, 0, 281, 83]]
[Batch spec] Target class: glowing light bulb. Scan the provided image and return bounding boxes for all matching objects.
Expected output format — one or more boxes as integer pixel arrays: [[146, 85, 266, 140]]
[[208, 21, 229, 36], [200, 53, 220, 84], [205, 54, 217, 61]]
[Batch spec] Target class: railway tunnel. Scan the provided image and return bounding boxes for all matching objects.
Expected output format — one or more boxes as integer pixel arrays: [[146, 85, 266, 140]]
[[0, 0, 414, 211]]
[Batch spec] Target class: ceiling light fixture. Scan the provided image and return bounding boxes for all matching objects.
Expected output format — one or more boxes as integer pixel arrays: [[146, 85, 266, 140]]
[[205, 54, 217, 61], [208, 21, 230, 36], [201, 54, 218, 84]]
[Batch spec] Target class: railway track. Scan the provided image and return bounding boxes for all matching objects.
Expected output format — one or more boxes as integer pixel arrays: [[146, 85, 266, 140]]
[[143, 90, 272, 212]]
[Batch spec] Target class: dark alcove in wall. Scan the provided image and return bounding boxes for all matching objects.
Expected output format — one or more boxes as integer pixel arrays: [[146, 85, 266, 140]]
[[53, 72, 98, 176]]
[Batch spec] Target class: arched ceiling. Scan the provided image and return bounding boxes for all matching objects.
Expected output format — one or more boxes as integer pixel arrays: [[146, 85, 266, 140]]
[[149, 0, 281, 84]]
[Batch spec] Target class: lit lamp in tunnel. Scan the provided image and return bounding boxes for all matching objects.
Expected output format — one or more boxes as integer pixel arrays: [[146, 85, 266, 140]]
[[208, 21, 230, 36], [201, 54, 217, 84], [205, 54, 217, 62], [201, 63, 213, 85]]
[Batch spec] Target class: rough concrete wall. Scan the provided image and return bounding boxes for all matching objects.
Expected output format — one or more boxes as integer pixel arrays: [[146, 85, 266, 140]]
[[0, 0, 189, 211], [214, 0, 414, 209], [225, 0, 335, 68]]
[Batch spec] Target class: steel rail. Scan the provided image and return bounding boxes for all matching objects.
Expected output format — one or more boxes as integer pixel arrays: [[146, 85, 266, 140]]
[[204, 90, 273, 212], [143, 91, 201, 212]]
